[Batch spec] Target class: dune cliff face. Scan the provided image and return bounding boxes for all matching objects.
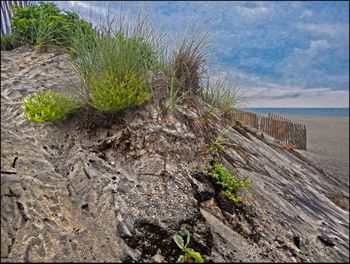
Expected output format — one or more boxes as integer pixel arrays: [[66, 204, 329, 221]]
[[1, 47, 349, 262]]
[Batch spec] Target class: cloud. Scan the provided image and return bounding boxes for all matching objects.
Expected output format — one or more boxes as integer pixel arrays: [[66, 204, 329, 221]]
[[300, 9, 312, 18], [235, 6, 270, 19], [243, 85, 349, 108], [295, 22, 349, 40]]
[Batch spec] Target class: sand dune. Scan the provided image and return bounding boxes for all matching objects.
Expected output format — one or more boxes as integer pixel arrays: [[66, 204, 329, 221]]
[[1, 47, 349, 262]]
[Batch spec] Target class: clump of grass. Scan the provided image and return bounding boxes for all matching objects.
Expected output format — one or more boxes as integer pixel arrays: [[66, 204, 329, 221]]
[[202, 73, 241, 111], [22, 91, 79, 122], [66, 10, 160, 112], [171, 30, 210, 95], [208, 163, 251, 204]]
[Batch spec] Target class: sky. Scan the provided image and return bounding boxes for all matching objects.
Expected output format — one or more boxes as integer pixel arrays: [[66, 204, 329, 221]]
[[39, 1, 349, 108]]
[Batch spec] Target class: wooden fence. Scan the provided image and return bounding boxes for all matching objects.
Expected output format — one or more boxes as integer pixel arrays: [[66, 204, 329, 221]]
[[230, 110, 307, 150], [1, 1, 28, 35]]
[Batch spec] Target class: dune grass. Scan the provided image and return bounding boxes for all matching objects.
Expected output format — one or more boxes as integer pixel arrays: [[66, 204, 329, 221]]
[[65, 11, 161, 112], [202, 73, 241, 111], [14, 2, 243, 122]]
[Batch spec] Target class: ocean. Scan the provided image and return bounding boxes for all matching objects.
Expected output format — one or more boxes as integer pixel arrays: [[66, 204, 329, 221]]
[[242, 108, 349, 116]]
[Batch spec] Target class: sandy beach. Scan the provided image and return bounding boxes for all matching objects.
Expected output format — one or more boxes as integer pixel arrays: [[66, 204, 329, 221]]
[[284, 115, 349, 187]]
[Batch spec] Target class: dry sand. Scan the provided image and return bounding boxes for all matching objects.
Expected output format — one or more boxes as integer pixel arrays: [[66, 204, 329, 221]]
[[284, 115, 349, 187]]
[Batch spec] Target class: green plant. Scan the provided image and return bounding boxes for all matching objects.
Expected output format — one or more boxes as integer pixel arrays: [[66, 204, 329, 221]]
[[208, 127, 231, 155], [22, 90, 79, 122], [68, 26, 158, 112], [171, 30, 210, 95], [10, 2, 94, 50], [173, 230, 205, 263], [208, 163, 251, 204], [165, 70, 191, 110], [1, 35, 14, 50], [89, 70, 150, 112], [202, 73, 241, 111]]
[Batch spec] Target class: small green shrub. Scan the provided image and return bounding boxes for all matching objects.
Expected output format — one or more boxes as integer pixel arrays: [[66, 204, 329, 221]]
[[89, 70, 150, 112], [208, 163, 251, 204], [22, 91, 79, 122], [10, 2, 94, 50], [173, 230, 205, 263]]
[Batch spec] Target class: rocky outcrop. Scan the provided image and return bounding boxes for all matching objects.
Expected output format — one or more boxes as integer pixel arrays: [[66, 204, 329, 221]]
[[1, 47, 349, 262]]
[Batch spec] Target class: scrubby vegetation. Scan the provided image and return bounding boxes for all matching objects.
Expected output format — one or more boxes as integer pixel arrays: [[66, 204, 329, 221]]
[[173, 230, 205, 263], [202, 73, 241, 111], [4, 1, 241, 120], [208, 163, 252, 204], [68, 32, 157, 112], [9, 1, 94, 51], [22, 91, 79, 122]]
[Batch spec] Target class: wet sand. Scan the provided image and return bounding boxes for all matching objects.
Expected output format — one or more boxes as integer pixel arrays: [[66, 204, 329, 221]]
[[284, 115, 349, 187]]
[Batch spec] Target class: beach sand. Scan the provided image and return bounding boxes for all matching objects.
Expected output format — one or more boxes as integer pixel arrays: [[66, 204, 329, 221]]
[[284, 115, 349, 187]]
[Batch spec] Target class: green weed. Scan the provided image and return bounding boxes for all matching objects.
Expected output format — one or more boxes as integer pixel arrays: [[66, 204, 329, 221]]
[[22, 90, 79, 122], [208, 127, 231, 155], [202, 73, 241, 112], [173, 230, 205, 263], [208, 163, 251, 204]]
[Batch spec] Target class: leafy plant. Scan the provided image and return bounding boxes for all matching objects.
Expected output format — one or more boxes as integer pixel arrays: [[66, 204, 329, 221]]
[[10, 2, 94, 50], [22, 90, 79, 122], [208, 163, 251, 204], [173, 230, 205, 263], [89, 70, 150, 112]]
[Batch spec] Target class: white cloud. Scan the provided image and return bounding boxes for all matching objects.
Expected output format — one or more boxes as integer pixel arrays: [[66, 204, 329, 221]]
[[295, 22, 349, 40], [300, 9, 312, 18], [243, 86, 349, 108], [235, 6, 270, 19], [309, 39, 330, 50]]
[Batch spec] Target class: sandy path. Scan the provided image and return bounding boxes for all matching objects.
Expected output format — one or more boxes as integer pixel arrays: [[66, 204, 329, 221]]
[[284, 115, 349, 187]]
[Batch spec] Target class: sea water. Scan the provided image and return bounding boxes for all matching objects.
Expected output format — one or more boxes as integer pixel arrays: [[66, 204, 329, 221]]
[[242, 108, 349, 116]]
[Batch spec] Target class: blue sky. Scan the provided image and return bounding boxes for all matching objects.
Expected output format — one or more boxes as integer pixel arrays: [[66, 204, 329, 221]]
[[42, 1, 349, 107]]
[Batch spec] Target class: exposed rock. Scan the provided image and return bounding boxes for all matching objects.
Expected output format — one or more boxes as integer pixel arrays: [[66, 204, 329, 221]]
[[1, 47, 349, 262], [317, 234, 335, 247]]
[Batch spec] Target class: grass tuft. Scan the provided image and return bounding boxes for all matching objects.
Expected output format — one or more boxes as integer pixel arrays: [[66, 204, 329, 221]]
[[202, 73, 241, 111], [171, 30, 210, 95]]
